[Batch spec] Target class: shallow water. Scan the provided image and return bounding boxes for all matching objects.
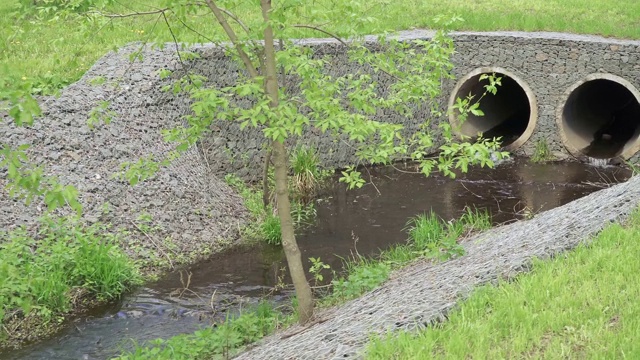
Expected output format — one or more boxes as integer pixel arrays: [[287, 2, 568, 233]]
[[2, 158, 630, 360]]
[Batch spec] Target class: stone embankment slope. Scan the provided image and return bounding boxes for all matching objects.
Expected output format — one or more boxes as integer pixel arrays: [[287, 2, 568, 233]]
[[236, 175, 640, 359], [0, 43, 247, 264]]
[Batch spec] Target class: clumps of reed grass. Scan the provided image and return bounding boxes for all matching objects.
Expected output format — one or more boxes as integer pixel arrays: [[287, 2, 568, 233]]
[[225, 172, 318, 246], [405, 207, 491, 260], [320, 207, 492, 305], [531, 138, 554, 163], [289, 146, 332, 203]]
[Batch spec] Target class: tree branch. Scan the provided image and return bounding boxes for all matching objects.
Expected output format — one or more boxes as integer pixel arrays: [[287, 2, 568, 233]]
[[218, 6, 251, 35], [292, 24, 347, 46], [162, 12, 185, 65], [204, 0, 259, 78], [90, 8, 169, 18]]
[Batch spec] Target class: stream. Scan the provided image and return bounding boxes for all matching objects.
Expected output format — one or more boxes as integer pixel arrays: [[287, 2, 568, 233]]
[[2, 158, 630, 360]]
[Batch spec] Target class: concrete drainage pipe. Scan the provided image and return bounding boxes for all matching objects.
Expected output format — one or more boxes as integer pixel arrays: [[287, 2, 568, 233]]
[[557, 74, 640, 160], [448, 67, 537, 150]]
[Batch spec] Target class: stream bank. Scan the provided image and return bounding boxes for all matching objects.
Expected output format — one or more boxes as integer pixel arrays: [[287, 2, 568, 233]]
[[2, 158, 630, 359]]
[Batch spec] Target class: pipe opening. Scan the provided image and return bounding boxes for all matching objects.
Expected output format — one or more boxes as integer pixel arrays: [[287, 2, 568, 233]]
[[559, 77, 640, 159], [449, 68, 536, 150]]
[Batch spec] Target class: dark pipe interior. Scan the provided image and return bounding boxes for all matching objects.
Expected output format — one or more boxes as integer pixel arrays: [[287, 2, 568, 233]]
[[562, 79, 640, 159], [454, 73, 531, 146]]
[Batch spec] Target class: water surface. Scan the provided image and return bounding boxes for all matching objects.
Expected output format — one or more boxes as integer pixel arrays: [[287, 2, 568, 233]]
[[3, 158, 629, 359]]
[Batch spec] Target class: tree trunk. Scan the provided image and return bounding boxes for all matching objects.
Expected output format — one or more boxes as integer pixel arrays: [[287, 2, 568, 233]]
[[262, 147, 272, 209], [260, 0, 314, 324]]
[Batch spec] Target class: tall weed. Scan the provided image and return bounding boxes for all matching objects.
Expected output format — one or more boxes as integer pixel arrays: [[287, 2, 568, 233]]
[[290, 146, 331, 202], [117, 302, 285, 360], [225, 174, 317, 246], [0, 216, 140, 326]]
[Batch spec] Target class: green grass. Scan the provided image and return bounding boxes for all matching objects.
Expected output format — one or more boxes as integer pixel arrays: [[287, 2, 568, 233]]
[[115, 301, 291, 360], [366, 209, 640, 359], [1, 0, 639, 96], [320, 208, 491, 305], [531, 138, 555, 163], [0, 215, 140, 342], [224, 173, 317, 245]]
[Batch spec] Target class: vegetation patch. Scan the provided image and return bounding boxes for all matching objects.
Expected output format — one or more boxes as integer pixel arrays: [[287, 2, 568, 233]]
[[115, 302, 292, 360], [2, 0, 639, 98], [0, 215, 141, 347], [531, 138, 555, 163], [366, 208, 640, 359], [224, 145, 330, 246], [318, 207, 492, 305], [224, 173, 317, 246], [289, 146, 332, 203]]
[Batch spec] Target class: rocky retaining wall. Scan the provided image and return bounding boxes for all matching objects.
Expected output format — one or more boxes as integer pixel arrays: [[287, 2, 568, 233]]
[[191, 31, 640, 179], [0, 44, 248, 262], [2, 31, 640, 257]]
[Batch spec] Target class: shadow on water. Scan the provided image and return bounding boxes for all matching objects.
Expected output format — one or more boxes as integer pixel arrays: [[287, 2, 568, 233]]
[[3, 158, 630, 359]]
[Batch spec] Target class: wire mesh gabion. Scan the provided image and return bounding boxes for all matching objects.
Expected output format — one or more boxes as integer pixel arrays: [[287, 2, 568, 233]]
[[235, 175, 640, 359]]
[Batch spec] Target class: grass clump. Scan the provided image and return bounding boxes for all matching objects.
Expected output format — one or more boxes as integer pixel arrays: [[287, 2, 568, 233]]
[[404, 207, 491, 261], [224, 173, 316, 246], [116, 302, 290, 360], [330, 260, 391, 301], [0, 216, 140, 342], [290, 146, 331, 202], [366, 209, 640, 359], [531, 138, 555, 163], [320, 208, 491, 305]]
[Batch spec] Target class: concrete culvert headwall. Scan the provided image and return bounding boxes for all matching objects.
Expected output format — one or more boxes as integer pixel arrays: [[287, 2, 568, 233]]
[[449, 67, 537, 150], [557, 74, 640, 160]]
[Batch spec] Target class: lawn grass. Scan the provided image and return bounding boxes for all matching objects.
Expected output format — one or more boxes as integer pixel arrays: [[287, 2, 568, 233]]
[[2, 0, 639, 96], [366, 209, 640, 359]]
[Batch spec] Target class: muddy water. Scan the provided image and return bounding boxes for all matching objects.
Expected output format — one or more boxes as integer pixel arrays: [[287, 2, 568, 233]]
[[3, 158, 630, 360]]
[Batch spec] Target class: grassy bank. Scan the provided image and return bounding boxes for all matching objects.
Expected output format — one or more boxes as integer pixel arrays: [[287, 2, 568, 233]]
[[366, 209, 640, 359], [1, 0, 639, 96], [0, 216, 140, 347]]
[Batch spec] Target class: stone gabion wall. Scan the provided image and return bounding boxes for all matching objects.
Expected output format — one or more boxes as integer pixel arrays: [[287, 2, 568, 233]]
[[0, 43, 249, 258], [190, 37, 445, 181], [448, 31, 640, 160], [190, 31, 640, 180], [2, 31, 639, 246]]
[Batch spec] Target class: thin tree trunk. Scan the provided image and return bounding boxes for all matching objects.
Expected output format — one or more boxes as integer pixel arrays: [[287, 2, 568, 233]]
[[272, 141, 314, 323], [262, 147, 272, 209], [260, 0, 314, 323], [261, 38, 287, 209]]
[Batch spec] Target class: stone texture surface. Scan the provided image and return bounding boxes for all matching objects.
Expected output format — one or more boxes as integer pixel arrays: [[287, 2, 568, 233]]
[[191, 31, 640, 179], [0, 43, 248, 263]]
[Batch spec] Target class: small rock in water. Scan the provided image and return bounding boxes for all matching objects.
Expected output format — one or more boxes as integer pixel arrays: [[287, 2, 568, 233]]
[[115, 311, 127, 319]]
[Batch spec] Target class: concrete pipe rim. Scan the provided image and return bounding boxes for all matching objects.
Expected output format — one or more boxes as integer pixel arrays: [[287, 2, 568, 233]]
[[448, 67, 538, 151], [556, 73, 640, 160]]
